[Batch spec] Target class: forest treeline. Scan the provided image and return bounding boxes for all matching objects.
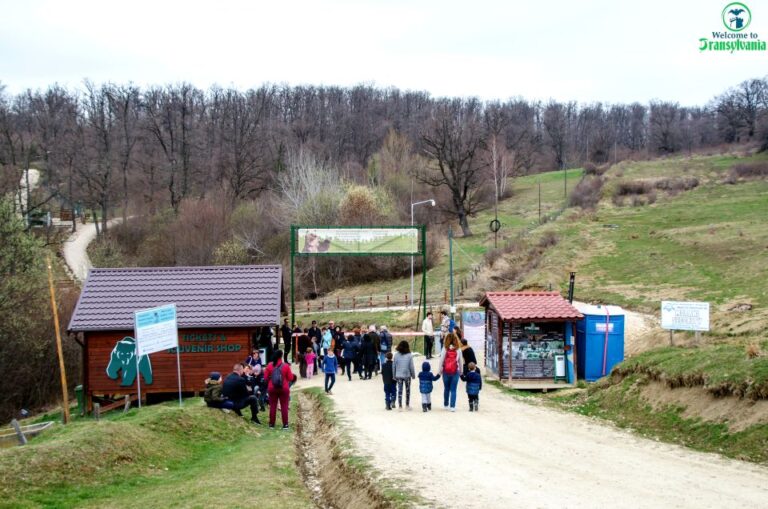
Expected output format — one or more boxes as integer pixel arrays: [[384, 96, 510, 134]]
[[2, 77, 768, 291]]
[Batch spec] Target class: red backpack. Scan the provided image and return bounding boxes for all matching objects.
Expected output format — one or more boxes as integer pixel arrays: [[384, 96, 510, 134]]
[[443, 349, 458, 375]]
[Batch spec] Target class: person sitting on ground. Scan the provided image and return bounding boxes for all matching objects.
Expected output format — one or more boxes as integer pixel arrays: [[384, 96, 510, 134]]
[[460, 362, 483, 412], [203, 371, 227, 409], [252, 364, 267, 411], [418, 361, 441, 412], [245, 348, 263, 370], [460, 338, 477, 375], [222, 364, 261, 424], [264, 350, 297, 430], [322, 347, 338, 394], [305, 347, 317, 378], [381, 352, 396, 410]]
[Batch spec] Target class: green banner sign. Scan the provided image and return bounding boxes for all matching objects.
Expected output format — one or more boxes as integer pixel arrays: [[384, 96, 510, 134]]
[[296, 227, 419, 255]]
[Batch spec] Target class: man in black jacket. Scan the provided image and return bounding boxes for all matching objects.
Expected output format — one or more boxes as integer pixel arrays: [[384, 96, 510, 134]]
[[222, 364, 260, 424], [280, 318, 293, 362]]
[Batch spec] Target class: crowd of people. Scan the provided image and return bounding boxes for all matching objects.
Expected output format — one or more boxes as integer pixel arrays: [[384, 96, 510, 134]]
[[203, 311, 483, 428]]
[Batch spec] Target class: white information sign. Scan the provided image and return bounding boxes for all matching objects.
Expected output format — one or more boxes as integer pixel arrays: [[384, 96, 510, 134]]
[[135, 304, 179, 356], [661, 301, 710, 332]]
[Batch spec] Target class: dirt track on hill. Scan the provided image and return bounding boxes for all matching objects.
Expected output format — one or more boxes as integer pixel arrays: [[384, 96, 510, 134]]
[[296, 358, 768, 509]]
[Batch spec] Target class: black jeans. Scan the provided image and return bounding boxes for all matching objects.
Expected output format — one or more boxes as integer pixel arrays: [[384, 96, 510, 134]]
[[325, 373, 336, 392], [424, 335, 434, 358], [231, 395, 259, 420]]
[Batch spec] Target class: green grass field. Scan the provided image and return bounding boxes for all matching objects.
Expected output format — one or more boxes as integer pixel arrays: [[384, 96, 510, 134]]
[[0, 400, 312, 509]]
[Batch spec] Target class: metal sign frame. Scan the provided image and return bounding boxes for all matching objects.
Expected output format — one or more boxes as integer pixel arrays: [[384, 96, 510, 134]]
[[290, 225, 428, 325]]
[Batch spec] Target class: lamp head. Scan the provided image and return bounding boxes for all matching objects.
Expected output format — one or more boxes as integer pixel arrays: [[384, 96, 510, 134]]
[[430, 199, 436, 206]]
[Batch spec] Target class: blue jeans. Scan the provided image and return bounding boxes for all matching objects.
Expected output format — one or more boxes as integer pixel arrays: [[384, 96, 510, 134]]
[[442, 372, 459, 408], [379, 352, 387, 370], [384, 382, 397, 405]]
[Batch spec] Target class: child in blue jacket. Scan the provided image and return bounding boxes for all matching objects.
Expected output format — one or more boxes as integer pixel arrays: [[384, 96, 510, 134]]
[[417, 361, 441, 412], [461, 362, 482, 411]]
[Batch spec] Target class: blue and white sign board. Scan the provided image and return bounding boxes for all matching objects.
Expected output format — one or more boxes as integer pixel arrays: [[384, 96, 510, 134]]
[[661, 301, 710, 332], [462, 311, 486, 355], [133, 303, 182, 407], [134, 304, 179, 356]]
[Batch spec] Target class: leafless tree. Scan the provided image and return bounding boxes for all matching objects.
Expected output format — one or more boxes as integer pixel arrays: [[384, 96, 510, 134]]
[[416, 99, 487, 237]]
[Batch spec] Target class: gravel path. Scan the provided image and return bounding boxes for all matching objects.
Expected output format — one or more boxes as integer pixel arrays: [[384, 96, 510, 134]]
[[298, 357, 768, 509]]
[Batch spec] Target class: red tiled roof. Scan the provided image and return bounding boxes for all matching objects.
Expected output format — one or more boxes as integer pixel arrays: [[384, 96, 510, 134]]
[[68, 265, 283, 332], [479, 291, 583, 321]]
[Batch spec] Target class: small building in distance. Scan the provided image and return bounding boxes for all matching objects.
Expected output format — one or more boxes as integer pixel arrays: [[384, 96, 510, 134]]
[[480, 291, 583, 389], [68, 265, 284, 410]]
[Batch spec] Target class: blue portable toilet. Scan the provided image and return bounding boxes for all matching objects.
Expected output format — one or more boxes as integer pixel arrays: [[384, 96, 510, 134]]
[[574, 304, 625, 382]]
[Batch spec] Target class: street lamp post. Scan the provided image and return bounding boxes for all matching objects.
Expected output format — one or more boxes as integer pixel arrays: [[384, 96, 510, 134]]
[[410, 199, 435, 308]]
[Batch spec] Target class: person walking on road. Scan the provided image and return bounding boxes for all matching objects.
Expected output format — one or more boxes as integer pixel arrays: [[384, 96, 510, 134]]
[[439, 333, 462, 412], [264, 350, 297, 429], [323, 349, 338, 394], [422, 311, 435, 359], [393, 340, 415, 410], [460, 338, 477, 376]]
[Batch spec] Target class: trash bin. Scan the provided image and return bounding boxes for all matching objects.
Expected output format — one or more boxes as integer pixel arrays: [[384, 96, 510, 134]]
[[74, 385, 85, 416]]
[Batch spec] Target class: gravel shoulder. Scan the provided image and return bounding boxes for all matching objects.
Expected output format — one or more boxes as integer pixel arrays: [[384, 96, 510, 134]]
[[299, 356, 768, 509]]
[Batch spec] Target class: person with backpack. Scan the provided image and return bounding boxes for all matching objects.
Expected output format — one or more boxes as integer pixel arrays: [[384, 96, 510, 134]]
[[417, 361, 441, 412], [393, 340, 416, 410], [264, 350, 297, 429], [439, 333, 462, 412]]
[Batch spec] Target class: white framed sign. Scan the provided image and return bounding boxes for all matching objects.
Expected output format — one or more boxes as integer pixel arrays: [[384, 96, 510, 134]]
[[661, 301, 710, 332], [134, 304, 179, 356]]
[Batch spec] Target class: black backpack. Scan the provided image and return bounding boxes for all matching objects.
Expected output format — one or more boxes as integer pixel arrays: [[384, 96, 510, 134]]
[[270, 362, 283, 389]]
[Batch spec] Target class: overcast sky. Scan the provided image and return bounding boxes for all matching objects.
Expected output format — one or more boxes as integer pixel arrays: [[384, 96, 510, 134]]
[[1, 0, 765, 105]]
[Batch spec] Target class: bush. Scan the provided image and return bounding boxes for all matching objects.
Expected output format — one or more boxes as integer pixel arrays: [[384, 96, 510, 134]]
[[654, 176, 699, 194], [568, 176, 604, 209], [615, 180, 654, 196], [724, 162, 768, 184]]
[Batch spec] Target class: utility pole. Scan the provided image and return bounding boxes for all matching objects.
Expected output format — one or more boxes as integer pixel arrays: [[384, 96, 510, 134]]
[[448, 226, 455, 319], [46, 255, 70, 424]]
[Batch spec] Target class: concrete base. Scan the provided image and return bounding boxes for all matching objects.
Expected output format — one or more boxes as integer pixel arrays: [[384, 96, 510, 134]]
[[498, 379, 575, 391]]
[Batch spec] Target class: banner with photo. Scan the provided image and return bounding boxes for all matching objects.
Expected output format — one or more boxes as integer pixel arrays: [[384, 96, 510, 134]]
[[297, 227, 419, 255]]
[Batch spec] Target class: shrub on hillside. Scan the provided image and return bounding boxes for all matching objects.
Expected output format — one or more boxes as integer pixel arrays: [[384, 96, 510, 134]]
[[568, 176, 604, 209], [723, 162, 768, 184], [654, 176, 699, 195]]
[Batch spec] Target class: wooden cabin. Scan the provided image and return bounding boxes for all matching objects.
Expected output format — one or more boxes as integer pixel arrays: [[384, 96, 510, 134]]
[[68, 265, 284, 410], [480, 291, 583, 389]]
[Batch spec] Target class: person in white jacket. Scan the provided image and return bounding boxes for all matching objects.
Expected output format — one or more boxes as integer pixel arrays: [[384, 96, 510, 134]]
[[421, 311, 435, 359]]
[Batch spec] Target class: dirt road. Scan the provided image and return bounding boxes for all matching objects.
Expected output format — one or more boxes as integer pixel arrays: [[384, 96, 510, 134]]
[[298, 356, 768, 509], [62, 218, 124, 281]]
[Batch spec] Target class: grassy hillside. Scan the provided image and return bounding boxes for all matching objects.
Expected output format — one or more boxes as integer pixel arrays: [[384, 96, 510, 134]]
[[0, 400, 312, 509]]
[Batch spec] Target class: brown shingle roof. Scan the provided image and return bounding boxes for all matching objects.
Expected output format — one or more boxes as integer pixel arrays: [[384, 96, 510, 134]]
[[479, 291, 583, 322], [68, 265, 283, 332]]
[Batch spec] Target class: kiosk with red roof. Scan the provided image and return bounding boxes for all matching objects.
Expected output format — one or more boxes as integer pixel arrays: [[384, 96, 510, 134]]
[[479, 291, 583, 389]]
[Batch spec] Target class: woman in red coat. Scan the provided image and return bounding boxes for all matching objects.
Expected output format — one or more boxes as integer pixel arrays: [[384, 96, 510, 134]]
[[263, 350, 297, 429]]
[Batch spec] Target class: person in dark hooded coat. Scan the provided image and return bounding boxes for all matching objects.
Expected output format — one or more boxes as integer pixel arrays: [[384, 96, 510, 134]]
[[361, 333, 377, 379]]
